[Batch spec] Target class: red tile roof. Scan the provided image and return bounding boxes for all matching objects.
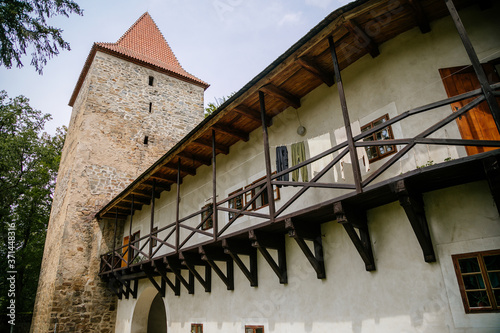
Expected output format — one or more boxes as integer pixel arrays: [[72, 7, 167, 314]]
[[69, 12, 209, 106]]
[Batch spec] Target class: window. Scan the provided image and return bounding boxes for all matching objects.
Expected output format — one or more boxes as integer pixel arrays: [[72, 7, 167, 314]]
[[245, 174, 280, 211], [149, 102, 153, 113], [148, 76, 154, 86], [245, 326, 264, 333], [452, 249, 500, 313], [144, 136, 149, 145], [361, 114, 396, 162], [191, 323, 203, 333], [228, 189, 243, 220], [130, 231, 140, 263], [201, 204, 213, 230]]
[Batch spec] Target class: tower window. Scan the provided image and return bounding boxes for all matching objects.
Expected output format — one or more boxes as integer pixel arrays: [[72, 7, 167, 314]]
[[144, 136, 149, 145], [148, 76, 154, 86], [149, 102, 152, 113]]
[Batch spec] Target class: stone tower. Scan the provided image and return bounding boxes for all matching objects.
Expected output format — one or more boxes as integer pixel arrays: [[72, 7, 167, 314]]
[[31, 13, 208, 333]]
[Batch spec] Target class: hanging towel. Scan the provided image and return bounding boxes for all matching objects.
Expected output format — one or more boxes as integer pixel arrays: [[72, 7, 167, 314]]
[[291, 142, 308, 182], [333, 121, 370, 179], [307, 133, 338, 181], [275, 146, 289, 187]]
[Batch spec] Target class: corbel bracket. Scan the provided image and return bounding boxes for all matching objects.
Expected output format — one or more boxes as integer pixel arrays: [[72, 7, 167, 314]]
[[249, 230, 287, 284], [153, 259, 181, 296], [142, 263, 165, 297], [179, 252, 212, 293], [165, 257, 195, 294], [392, 180, 436, 262], [334, 201, 376, 271], [106, 275, 123, 299], [285, 218, 326, 279], [484, 155, 500, 217], [222, 239, 258, 287], [200, 246, 234, 290]]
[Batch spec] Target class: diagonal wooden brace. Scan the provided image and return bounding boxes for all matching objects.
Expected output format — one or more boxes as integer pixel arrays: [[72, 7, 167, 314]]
[[484, 155, 500, 217], [222, 239, 258, 287], [249, 230, 287, 284], [153, 259, 180, 296], [180, 252, 211, 293], [165, 257, 194, 294], [392, 180, 436, 263], [285, 218, 326, 279], [334, 201, 376, 271], [200, 246, 234, 290], [142, 263, 165, 297]]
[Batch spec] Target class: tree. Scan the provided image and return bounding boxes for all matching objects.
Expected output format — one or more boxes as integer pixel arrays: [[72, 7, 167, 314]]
[[204, 92, 236, 118], [0, 91, 65, 324], [0, 0, 83, 74]]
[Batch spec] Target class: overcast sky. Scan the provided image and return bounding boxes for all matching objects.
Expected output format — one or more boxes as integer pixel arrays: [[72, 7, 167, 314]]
[[0, 0, 351, 134]]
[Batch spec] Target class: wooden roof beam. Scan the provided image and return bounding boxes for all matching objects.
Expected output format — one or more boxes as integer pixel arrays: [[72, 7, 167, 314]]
[[345, 19, 380, 58], [148, 175, 177, 184], [297, 57, 335, 87], [233, 105, 272, 125], [212, 124, 249, 142], [113, 202, 142, 212], [122, 196, 151, 205], [192, 138, 230, 155], [161, 163, 197, 176], [178, 152, 211, 166], [408, 0, 431, 34], [259, 84, 301, 109]]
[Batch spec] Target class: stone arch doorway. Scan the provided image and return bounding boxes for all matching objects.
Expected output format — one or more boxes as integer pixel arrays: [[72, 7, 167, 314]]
[[131, 287, 167, 333]]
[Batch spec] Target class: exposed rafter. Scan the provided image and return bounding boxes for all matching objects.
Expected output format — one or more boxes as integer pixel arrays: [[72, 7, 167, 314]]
[[392, 180, 436, 263], [285, 219, 325, 279], [177, 152, 211, 166], [334, 201, 376, 271], [408, 0, 431, 33], [193, 138, 230, 155], [345, 19, 380, 58], [297, 57, 335, 87], [212, 123, 249, 142], [222, 239, 258, 287], [249, 230, 287, 284], [233, 105, 272, 125], [259, 84, 301, 109]]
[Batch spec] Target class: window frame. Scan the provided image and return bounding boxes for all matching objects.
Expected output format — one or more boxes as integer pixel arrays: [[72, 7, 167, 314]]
[[228, 188, 244, 220], [361, 113, 397, 163], [201, 203, 213, 230], [151, 226, 158, 247], [245, 325, 264, 333], [191, 323, 203, 333], [244, 173, 280, 211], [148, 76, 154, 86], [452, 249, 500, 313]]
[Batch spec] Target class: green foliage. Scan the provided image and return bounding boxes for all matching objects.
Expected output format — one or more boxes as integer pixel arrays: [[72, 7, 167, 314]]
[[0, 90, 65, 314], [204, 92, 236, 118], [0, 0, 83, 74]]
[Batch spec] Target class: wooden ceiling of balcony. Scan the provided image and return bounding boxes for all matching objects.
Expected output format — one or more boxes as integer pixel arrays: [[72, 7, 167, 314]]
[[98, 0, 483, 219]]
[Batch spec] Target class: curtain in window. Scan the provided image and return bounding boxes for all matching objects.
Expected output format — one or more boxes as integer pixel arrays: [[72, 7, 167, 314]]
[[291, 142, 308, 182]]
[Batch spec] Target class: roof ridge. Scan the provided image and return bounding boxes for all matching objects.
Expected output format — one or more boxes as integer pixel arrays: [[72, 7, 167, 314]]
[[116, 12, 150, 44]]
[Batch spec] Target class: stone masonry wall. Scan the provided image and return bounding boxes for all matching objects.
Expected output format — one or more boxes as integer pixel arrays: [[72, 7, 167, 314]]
[[31, 51, 205, 333]]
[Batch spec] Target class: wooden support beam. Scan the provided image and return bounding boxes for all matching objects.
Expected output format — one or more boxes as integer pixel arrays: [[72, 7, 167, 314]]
[[153, 260, 180, 296], [142, 264, 165, 297], [193, 138, 229, 155], [161, 163, 197, 176], [259, 84, 301, 109], [259, 92, 276, 222], [483, 155, 500, 216], [106, 276, 122, 299], [297, 57, 335, 87], [334, 201, 376, 271], [222, 239, 258, 287], [178, 152, 211, 166], [391, 180, 436, 262], [148, 175, 177, 184], [114, 272, 136, 299], [407, 0, 431, 33], [233, 105, 272, 125], [477, 0, 492, 10], [249, 230, 287, 284], [345, 19, 380, 58], [165, 257, 194, 294], [200, 246, 234, 290], [180, 252, 212, 293], [212, 123, 249, 142], [141, 181, 170, 193], [121, 196, 150, 206], [285, 219, 326, 279]]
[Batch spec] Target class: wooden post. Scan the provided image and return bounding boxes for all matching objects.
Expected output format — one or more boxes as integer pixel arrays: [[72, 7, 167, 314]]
[[445, 0, 500, 131], [176, 159, 181, 252], [128, 194, 134, 268], [112, 209, 118, 273], [149, 180, 156, 259], [212, 130, 218, 241], [259, 91, 276, 221], [328, 36, 363, 193]]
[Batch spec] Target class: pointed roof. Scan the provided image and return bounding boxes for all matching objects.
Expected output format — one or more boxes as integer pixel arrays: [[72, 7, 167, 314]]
[[69, 12, 209, 106]]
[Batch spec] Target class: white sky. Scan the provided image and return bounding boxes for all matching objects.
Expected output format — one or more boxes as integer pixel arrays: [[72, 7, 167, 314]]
[[0, 0, 352, 134]]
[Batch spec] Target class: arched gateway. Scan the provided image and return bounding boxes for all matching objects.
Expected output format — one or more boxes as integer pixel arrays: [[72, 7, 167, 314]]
[[131, 287, 167, 333]]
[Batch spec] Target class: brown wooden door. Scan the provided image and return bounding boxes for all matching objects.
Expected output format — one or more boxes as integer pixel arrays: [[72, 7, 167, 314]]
[[121, 236, 129, 267], [439, 64, 500, 155]]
